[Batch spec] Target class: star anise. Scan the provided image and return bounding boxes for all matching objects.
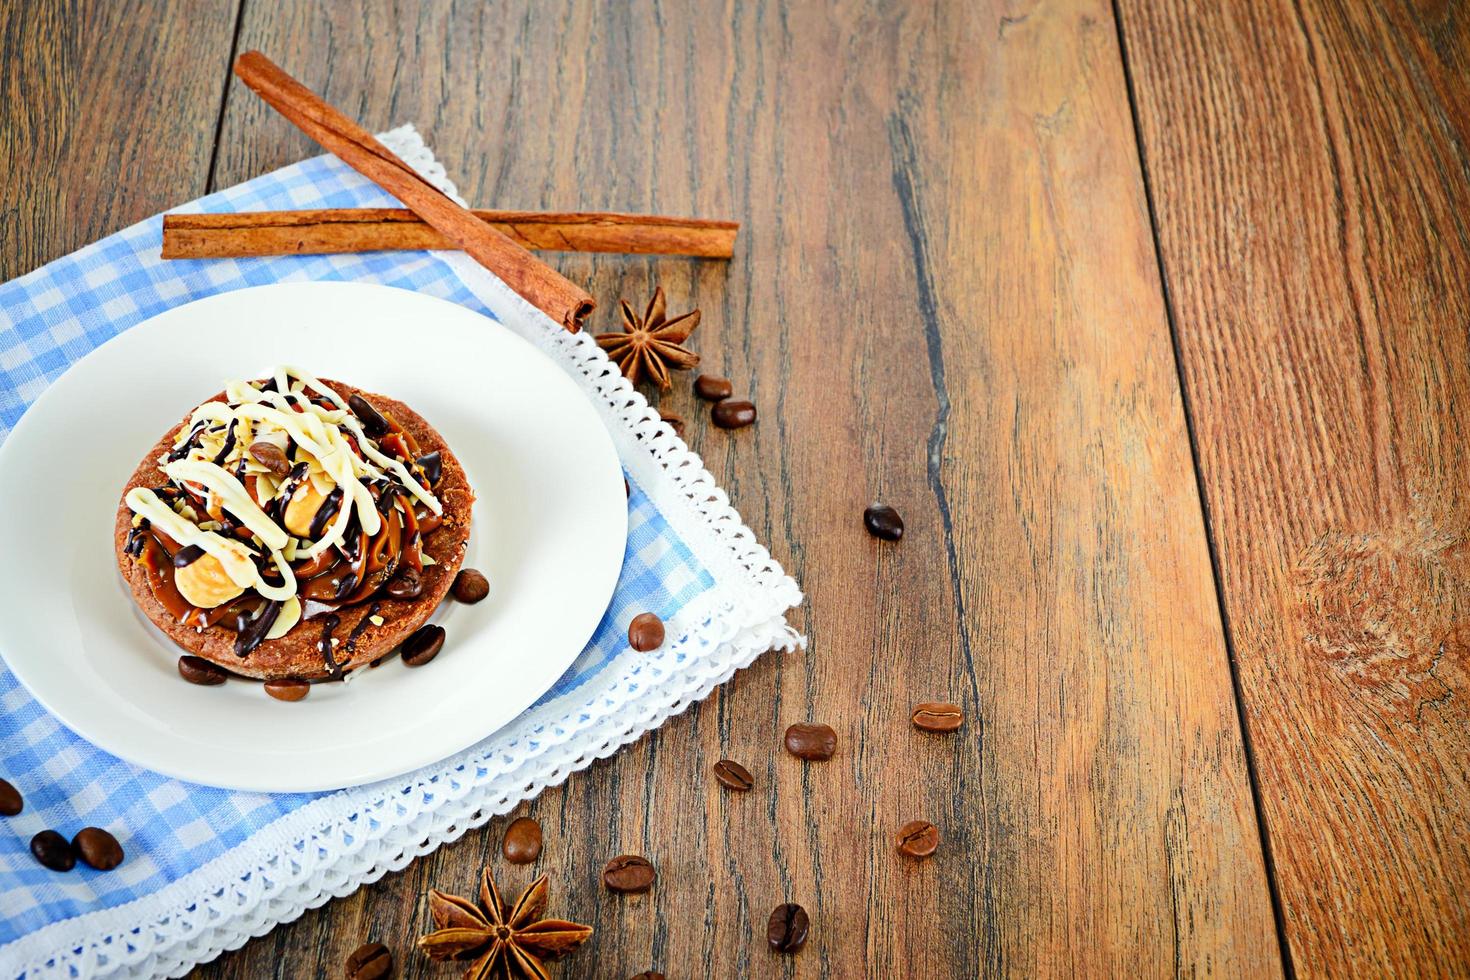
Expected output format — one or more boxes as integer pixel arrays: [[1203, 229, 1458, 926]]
[[596, 286, 700, 390], [418, 867, 593, 979]]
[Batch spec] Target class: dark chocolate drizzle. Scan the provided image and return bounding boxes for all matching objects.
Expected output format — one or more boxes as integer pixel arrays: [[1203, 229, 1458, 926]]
[[210, 420, 237, 466], [308, 487, 344, 539], [234, 600, 281, 657], [343, 601, 381, 657], [318, 614, 344, 678], [172, 544, 205, 568]]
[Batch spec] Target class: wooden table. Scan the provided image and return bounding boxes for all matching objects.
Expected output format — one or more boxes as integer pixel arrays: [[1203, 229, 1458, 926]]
[[4, 1, 1467, 976]]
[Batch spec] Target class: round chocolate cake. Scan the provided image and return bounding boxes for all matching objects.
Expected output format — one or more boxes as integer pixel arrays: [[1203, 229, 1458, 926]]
[[113, 367, 473, 682]]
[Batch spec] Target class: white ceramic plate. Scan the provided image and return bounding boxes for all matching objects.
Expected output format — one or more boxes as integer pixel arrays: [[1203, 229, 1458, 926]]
[[0, 282, 626, 792]]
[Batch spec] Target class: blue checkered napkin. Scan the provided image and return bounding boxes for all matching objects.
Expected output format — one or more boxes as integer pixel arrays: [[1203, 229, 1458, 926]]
[[0, 126, 801, 979]]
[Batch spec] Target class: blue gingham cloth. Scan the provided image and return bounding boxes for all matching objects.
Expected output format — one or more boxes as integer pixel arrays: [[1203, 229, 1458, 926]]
[[0, 126, 801, 979]]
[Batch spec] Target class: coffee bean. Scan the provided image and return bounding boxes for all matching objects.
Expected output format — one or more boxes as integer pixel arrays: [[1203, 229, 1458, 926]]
[[694, 374, 733, 401], [401, 624, 445, 666], [248, 441, 292, 477], [896, 819, 940, 858], [767, 903, 809, 953], [863, 503, 904, 541], [712, 760, 754, 792], [345, 941, 393, 980], [660, 411, 685, 437], [502, 816, 543, 864], [451, 568, 489, 604], [630, 973, 666, 980], [348, 394, 391, 437], [30, 830, 75, 872], [628, 612, 665, 651], [602, 854, 656, 893], [178, 655, 228, 686], [784, 723, 837, 761], [72, 827, 124, 870], [385, 566, 423, 599], [911, 701, 963, 732], [264, 678, 310, 702], [711, 399, 756, 429], [0, 778, 23, 816]]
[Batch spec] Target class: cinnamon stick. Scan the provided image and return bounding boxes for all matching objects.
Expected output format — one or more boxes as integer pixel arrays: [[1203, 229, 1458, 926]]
[[232, 50, 593, 332], [162, 209, 739, 259]]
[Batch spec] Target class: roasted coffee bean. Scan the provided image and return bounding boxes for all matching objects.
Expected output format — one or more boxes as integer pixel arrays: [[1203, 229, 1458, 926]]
[[911, 701, 964, 732], [694, 374, 733, 401], [415, 450, 443, 488], [502, 816, 543, 864], [178, 655, 228, 686], [402, 624, 445, 667], [896, 819, 940, 858], [630, 973, 666, 980], [784, 723, 837, 761], [627, 612, 665, 651], [30, 830, 75, 872], [712, 759, 754, 792], [348, 394, 390, 437], [863, 503, 904, 541], [72, 827, 124, 870], [248, 441, 292, 476], [385, 566, 423, 599], [264, 678, 310, 702], [344, 941, 393, 980], [767, 903, 810, 953], [171, 544, 205, 567], [660, 411, 685, 438], [711, 399, 756, 429], [602, 854, 656, 893], [451, 568, 489, 604], [0, 778, 22, 816]]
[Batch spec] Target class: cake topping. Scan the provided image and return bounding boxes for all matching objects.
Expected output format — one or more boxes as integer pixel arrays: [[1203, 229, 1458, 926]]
[[124, 368, 449, 649]]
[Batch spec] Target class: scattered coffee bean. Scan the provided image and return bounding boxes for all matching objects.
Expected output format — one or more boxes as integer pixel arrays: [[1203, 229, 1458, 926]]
[[911, 701, 963, 732], [767, 903, 810, 953], [402, 624, 445, 666], [711, 399, 756, 429], [784, 723, 837, 761], [0, 778, 22, 816], [344, 941, 393, 980], [712, 759, 754, 792], [385, 566, 423, 599], [602, 854, 656, 893], [178, 655, 228, 686], [502, 816, 543, 864], [694, 374, 733, 401], [264, 678, 310, 702], [863, 503, 904, 541], [72, 827, 124, 871], [248, 441, 292, 477], [660, 411, 685, 438], [896, 819, 940, 858], [451, 568, 489, 604], [630, 973, 666, 980], [30, 830, 75, 872], [628, 612, 665, 652]]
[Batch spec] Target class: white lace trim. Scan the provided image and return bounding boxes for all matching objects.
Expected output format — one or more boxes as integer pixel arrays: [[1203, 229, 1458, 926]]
[[5, 125, 802, 980]]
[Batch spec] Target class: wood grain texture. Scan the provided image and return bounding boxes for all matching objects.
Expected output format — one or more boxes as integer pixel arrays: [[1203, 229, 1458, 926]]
[[201, 1, 1279, 976], [0, 0, 241, 281], [1116, 0, 1470, 974]]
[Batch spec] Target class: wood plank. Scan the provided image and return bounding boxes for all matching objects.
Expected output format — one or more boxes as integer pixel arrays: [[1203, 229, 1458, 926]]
[[1116, 0, 1470, 973], [0, 0, 241, 281], [203, 0, 1271, 975]]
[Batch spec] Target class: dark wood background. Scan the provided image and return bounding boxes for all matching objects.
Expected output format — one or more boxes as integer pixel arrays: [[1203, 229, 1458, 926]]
[[2, 0, 1466, 976]]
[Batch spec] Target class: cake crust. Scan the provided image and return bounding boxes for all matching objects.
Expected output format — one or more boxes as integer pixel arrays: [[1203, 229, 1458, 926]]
[[113, 380, 473, 681]]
